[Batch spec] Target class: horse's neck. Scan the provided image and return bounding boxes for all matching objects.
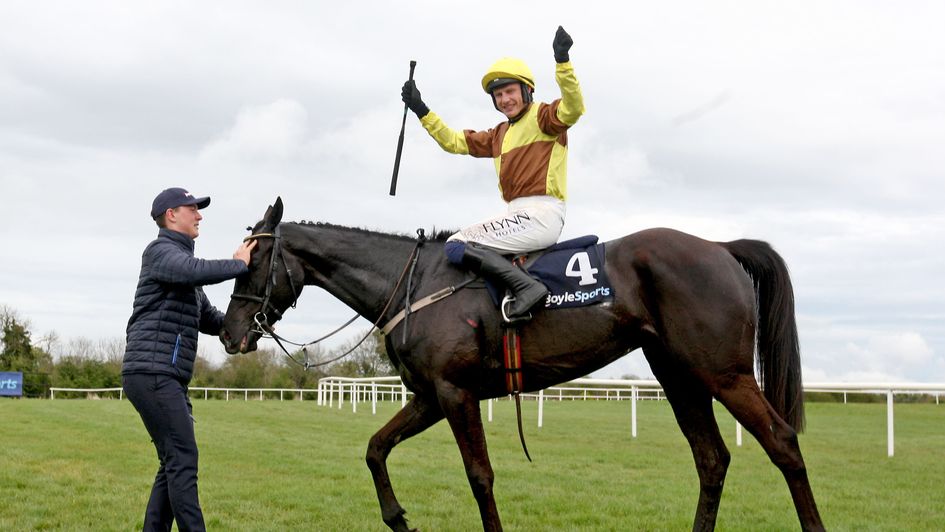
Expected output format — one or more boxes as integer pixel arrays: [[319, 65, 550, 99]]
[[285, 223, 419, 321]]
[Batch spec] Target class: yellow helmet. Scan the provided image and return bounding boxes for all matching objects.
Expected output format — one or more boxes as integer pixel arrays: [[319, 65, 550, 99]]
[[481, 57, 535, 93]]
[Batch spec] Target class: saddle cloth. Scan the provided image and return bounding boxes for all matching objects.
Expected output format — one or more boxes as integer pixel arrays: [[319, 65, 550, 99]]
[[488, 235, 613, 310]]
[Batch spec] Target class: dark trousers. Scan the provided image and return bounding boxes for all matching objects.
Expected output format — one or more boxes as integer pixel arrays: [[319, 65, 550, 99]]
[[123, 373, 206, 532]]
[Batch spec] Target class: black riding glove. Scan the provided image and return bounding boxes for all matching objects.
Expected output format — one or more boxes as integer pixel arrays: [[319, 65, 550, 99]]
[[401, 80, 430, 118], [553, 25, 573, 63]]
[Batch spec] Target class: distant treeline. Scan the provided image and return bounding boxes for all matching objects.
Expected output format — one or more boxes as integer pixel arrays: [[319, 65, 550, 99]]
[[1, 305, 393, 398], [5, 306, 939, 403]]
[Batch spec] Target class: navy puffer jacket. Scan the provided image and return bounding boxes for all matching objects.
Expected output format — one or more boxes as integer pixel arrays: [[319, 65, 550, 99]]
[[122, 228, 248, 384]]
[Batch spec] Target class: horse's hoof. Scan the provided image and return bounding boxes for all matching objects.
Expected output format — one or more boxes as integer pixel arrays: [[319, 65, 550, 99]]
[[384, 513, 415, 532]]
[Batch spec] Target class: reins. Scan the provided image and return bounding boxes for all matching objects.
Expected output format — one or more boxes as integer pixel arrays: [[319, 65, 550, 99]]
[[231, 226, 427, 370]]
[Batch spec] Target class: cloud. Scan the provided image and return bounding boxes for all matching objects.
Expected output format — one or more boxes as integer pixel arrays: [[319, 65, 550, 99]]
[[856, 332, 933, 366], [200, 99, 309, 162], [799, 313, 941, 382]]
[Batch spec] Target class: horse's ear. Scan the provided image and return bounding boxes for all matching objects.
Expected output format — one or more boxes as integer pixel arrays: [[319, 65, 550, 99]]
[[261, 197, 284, 231], [274, 197, 283, 217]]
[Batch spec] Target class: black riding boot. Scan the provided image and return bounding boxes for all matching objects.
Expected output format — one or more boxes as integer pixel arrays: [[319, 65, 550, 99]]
[[461, 243, 549, 318]]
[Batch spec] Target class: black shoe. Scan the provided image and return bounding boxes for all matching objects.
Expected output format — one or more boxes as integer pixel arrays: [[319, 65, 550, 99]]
[[461, 243, 549, 317]]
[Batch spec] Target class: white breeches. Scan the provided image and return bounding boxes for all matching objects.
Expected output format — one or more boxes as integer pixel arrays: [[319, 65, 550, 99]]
[[447, 195, 566, 254]]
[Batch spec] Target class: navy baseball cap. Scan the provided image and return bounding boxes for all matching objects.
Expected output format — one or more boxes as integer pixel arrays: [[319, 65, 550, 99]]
[[150, 187, 211, 219]]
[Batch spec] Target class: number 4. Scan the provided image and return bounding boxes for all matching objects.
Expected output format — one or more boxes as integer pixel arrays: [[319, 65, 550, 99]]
[[565, 251, 598, 286]]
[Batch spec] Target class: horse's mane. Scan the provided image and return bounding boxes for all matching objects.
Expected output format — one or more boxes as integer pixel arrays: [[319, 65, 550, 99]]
[[286, 221, 456, 243]]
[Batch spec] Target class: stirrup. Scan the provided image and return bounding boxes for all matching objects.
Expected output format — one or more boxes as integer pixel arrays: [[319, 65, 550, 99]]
[[501, 295, 532, 324]]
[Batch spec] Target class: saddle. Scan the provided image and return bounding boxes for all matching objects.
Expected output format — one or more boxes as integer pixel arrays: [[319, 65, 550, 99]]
[[487, 235, 613, 311], [379, 236, 612, 336]]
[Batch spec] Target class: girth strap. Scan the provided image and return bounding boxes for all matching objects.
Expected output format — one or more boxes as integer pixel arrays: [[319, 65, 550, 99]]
[[503, 324, 532, 462], [503, 326, 523, 394]]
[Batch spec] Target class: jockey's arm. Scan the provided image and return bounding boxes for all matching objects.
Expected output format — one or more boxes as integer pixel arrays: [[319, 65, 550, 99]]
[[553, 61, 584, 127], [420, 113, 496, 158], [420, 112, 471, 155]]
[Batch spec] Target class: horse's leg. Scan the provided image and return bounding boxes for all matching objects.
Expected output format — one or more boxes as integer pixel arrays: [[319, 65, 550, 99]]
[[715, 374, 824, 532], [646, 351, 731, 532], [366, 395, 445, 532], [436, 382, 502, 532]]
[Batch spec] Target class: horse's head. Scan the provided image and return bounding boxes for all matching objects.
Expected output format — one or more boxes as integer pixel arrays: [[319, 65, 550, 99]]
[[220, 197, 305, 354]]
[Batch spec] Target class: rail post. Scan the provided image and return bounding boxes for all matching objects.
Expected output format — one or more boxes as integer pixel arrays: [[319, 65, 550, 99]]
[[887, 391, 895, 457]]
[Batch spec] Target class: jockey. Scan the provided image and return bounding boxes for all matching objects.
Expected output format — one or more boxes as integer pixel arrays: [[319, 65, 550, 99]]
[[401, 25, 585, 318]]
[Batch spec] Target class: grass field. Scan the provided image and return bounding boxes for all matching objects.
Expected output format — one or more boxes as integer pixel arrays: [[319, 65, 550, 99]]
[[1, 398, 943, 531]]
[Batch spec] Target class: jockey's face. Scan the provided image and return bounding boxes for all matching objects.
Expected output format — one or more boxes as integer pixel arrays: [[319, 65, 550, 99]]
[[492, 83, 527, 119]]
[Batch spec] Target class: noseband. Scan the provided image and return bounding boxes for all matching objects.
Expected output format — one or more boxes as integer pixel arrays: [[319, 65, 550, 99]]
[[230, 224, 300, 336]]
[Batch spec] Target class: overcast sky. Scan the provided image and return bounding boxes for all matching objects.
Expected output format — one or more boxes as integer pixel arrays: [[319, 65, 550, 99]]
[[1, 1, 943, 383]]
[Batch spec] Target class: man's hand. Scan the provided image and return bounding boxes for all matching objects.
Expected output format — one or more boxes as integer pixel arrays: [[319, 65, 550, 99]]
[[401, 80, 430, 118], [553, 25, 573, 63], [233, 239, 257, 266]]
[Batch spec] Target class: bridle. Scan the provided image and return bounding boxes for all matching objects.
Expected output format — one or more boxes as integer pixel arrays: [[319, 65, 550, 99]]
[[230, 224, 300, 333], [229, 224, 426, 369]]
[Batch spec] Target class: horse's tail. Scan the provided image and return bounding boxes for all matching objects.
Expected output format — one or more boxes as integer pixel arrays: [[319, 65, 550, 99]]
[[721, 239, 805, 432]]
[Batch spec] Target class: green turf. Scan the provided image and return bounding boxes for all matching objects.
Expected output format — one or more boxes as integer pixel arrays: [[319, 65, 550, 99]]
[[1, 398, 943, 531]]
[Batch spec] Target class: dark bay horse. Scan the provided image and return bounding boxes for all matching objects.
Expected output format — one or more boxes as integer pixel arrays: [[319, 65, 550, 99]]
[[220, 197, 823, 532]]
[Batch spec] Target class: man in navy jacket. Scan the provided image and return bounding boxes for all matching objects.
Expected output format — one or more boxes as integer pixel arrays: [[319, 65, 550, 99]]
[[122, 187, 256, 531]]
